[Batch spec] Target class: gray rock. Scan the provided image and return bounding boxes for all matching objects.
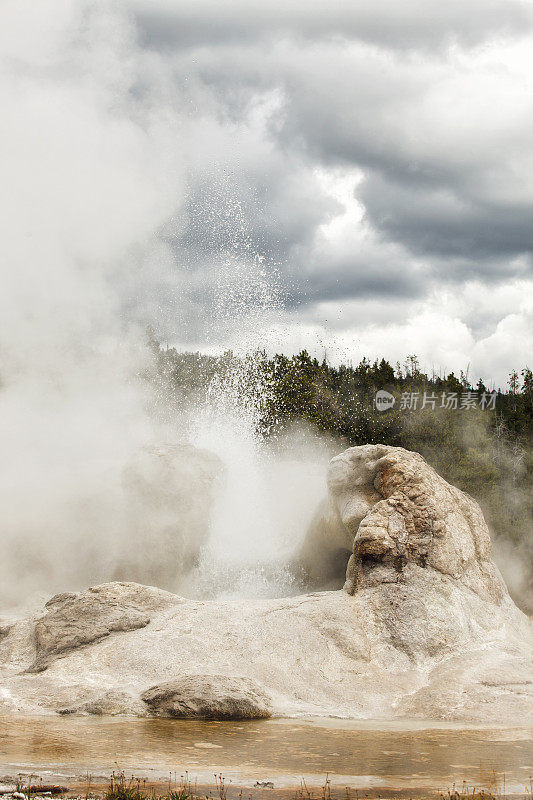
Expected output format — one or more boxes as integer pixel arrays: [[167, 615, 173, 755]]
[[0, 624, 13, 642], [141, 675, 272, 719], [44, 593, 78, 609], [27, 582, 178, 673]]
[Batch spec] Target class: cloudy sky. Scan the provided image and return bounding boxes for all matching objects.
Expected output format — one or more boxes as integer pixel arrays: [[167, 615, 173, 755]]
[[2, 0, 533, 387]]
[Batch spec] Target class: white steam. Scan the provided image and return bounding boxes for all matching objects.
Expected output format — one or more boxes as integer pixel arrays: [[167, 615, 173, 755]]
[[0, 0, 332, 612], [0, 1, 186, 609]]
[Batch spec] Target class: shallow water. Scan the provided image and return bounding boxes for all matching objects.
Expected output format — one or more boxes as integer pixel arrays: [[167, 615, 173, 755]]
[[1, 717, 532, 794]]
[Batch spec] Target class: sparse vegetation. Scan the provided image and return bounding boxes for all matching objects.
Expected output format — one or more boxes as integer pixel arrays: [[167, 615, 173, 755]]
[[104, 774, 147, 800], [102, 772, 196, 800], [5, 771, 533, 800]]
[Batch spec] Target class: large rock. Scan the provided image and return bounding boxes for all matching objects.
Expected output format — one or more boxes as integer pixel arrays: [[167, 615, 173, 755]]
[[298, 444, 506, 604], [0, 445, 531, 723], [27, 582, 179, 673], [141, 675, 272, 719]]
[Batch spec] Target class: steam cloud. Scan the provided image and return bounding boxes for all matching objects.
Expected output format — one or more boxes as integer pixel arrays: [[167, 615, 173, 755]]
[[0, 1, 183, 609], [0, 1, 333, 612]]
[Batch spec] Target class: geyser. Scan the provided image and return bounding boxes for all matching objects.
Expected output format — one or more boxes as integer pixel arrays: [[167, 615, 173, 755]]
[[183, 354, 332, 600]]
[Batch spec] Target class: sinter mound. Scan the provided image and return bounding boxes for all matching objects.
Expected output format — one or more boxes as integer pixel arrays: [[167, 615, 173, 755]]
[[1, 445, 531, 722]]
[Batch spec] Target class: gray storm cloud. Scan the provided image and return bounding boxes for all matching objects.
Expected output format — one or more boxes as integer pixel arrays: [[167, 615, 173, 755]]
[[2, 0, 532, 379], [134, 0, 533, 50], [125, 0, 533, 382]]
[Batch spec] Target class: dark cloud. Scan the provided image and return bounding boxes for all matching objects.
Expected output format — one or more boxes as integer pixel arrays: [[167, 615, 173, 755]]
[[2, 0, 530, 386], [133, 0, 533, 52], [123, 0, 533, 349], [177, 166, 339, 266], [358, 171, 533, 263], [157, 37, 533, 282], [300, 262, 424, 304]]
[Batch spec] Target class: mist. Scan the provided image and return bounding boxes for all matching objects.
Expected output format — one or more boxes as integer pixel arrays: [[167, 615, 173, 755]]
[[0, 1, 336, 614], [0, 3, 169, 609]]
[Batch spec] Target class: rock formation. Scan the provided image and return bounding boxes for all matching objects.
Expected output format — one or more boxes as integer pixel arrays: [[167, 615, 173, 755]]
[[0, 445, 531, 723], [141, 675, 272, 719], [27, 583, 178, 673], [297, 444, 505, 602]]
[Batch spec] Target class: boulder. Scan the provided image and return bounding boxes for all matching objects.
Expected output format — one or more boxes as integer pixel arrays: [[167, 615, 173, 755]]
[[141, 675, 272, 719], [27, 582, 179, 673], [298, 444, 506, 605]]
